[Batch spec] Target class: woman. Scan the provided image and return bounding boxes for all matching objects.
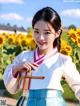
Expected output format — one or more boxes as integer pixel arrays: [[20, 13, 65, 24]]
[[3, 7, 80, 106]]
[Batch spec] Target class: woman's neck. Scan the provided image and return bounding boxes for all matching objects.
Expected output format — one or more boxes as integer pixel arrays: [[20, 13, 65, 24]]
[[38, 47, 56, 56]]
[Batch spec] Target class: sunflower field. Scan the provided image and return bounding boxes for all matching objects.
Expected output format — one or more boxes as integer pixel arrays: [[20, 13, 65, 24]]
[[0, 33, 36, 79], [61, 28, 80, 72], [0, 28, 80, 101]]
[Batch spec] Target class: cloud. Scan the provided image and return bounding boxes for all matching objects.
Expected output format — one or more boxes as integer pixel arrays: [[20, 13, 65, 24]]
[[0, 13, 24, 21], [0, 0, 24, 4], [0, 13, 33, 23], [61, 9, 80, 18], [25, 17, 33, 23]]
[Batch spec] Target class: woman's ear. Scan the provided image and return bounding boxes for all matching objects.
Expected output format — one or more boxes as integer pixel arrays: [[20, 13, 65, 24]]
[[55, 29, 62, 38]]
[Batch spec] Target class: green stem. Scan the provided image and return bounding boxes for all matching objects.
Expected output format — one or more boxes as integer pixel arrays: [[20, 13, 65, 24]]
[[0, 47, 3, 74]]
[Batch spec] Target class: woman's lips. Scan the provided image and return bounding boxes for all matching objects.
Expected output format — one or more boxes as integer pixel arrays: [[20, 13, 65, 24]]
[[38, 41, 46, 45]]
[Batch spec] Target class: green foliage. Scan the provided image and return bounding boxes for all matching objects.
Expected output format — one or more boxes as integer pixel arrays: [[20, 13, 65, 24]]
[[63, 84, 78, 102], [61, 31, 69, 40], [0, 80, 5, 89], [68, 24, 76, 30], [61, 80, 78, 102], [3, 89, 22, 99], [0, 45, 27, 80]]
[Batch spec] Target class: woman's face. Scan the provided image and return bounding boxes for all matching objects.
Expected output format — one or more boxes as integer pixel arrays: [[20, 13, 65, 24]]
[[33, 20, 59, 50]]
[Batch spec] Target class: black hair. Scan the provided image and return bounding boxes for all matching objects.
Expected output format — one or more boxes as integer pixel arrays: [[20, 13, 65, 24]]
[[32, 7, 62, 51]]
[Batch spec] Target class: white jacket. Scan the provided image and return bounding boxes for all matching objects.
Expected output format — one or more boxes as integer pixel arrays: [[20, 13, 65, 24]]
[[3, 49, 80, 100]]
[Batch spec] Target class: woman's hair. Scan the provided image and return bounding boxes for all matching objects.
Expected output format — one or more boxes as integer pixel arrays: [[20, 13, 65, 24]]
[[32, 7, 62, 51]]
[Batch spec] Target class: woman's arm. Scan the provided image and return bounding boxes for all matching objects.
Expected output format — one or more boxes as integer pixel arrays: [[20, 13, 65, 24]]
[[3, 50, 39, 94], [3, 53, 23, 94], [62, 56, 80, 101]]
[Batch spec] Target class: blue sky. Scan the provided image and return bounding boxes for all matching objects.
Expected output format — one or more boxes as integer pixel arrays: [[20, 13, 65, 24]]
[[0, 0, 80, 29]]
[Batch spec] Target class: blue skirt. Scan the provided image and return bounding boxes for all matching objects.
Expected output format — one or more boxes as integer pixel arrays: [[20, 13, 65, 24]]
[[21, 89, 67, 106]]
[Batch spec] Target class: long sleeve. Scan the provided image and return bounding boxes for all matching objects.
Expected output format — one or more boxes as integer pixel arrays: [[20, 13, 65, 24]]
[[3, 54, 22, 94], [62, 56, 80, 100], [3, 50, 33, 94]]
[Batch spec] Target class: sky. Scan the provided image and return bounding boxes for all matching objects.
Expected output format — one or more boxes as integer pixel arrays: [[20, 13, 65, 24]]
[[0, 0, 80, 29]]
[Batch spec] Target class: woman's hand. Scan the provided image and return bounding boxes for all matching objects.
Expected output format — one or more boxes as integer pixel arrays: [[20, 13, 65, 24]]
[[12, 62, 39, 78], [18, 62, 39, 72]]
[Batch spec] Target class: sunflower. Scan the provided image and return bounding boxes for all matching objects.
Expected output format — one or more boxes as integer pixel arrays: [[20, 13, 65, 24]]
[[65, 45, 73, 56], [0, 35, 6, 48], [15, 34, 25, 46], [60, 39, 67, 49], [2, 33, 9, 39], [8, 34, 16, 45], [68, 29, 76, 42], [30, 39, 36, 49], [76, 28, 80, 38], [27, 34, 33, 39], [76, 37, 80, 47], [20, 38, 28, 46], [68, 29, 76, 35], [26, 36, 32, 45], [60, 48, 68, 55]]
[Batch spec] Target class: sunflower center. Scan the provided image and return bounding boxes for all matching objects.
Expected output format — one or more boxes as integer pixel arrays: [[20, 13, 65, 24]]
[[0, 37, 3, 44]]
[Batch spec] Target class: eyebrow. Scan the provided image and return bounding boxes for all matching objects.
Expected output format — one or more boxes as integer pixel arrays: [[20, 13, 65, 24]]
[[34, 28, 51, 32], [34, 28, 39, 30], [44, 29, 51, 32]]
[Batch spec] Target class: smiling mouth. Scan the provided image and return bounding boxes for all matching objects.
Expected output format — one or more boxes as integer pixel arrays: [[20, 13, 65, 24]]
[[38, 42, 46, 45]]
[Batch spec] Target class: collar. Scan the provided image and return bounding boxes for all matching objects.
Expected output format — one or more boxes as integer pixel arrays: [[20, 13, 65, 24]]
[[34, 47, 58, 65]]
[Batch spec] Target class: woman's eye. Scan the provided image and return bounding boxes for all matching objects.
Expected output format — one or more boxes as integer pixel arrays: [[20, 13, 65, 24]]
[[34, 30, 39, 34], [45, 31, 51, 35]]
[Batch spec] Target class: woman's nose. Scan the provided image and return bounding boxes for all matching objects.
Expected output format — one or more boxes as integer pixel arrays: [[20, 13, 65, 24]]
[[39, 34, 44, 40]]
